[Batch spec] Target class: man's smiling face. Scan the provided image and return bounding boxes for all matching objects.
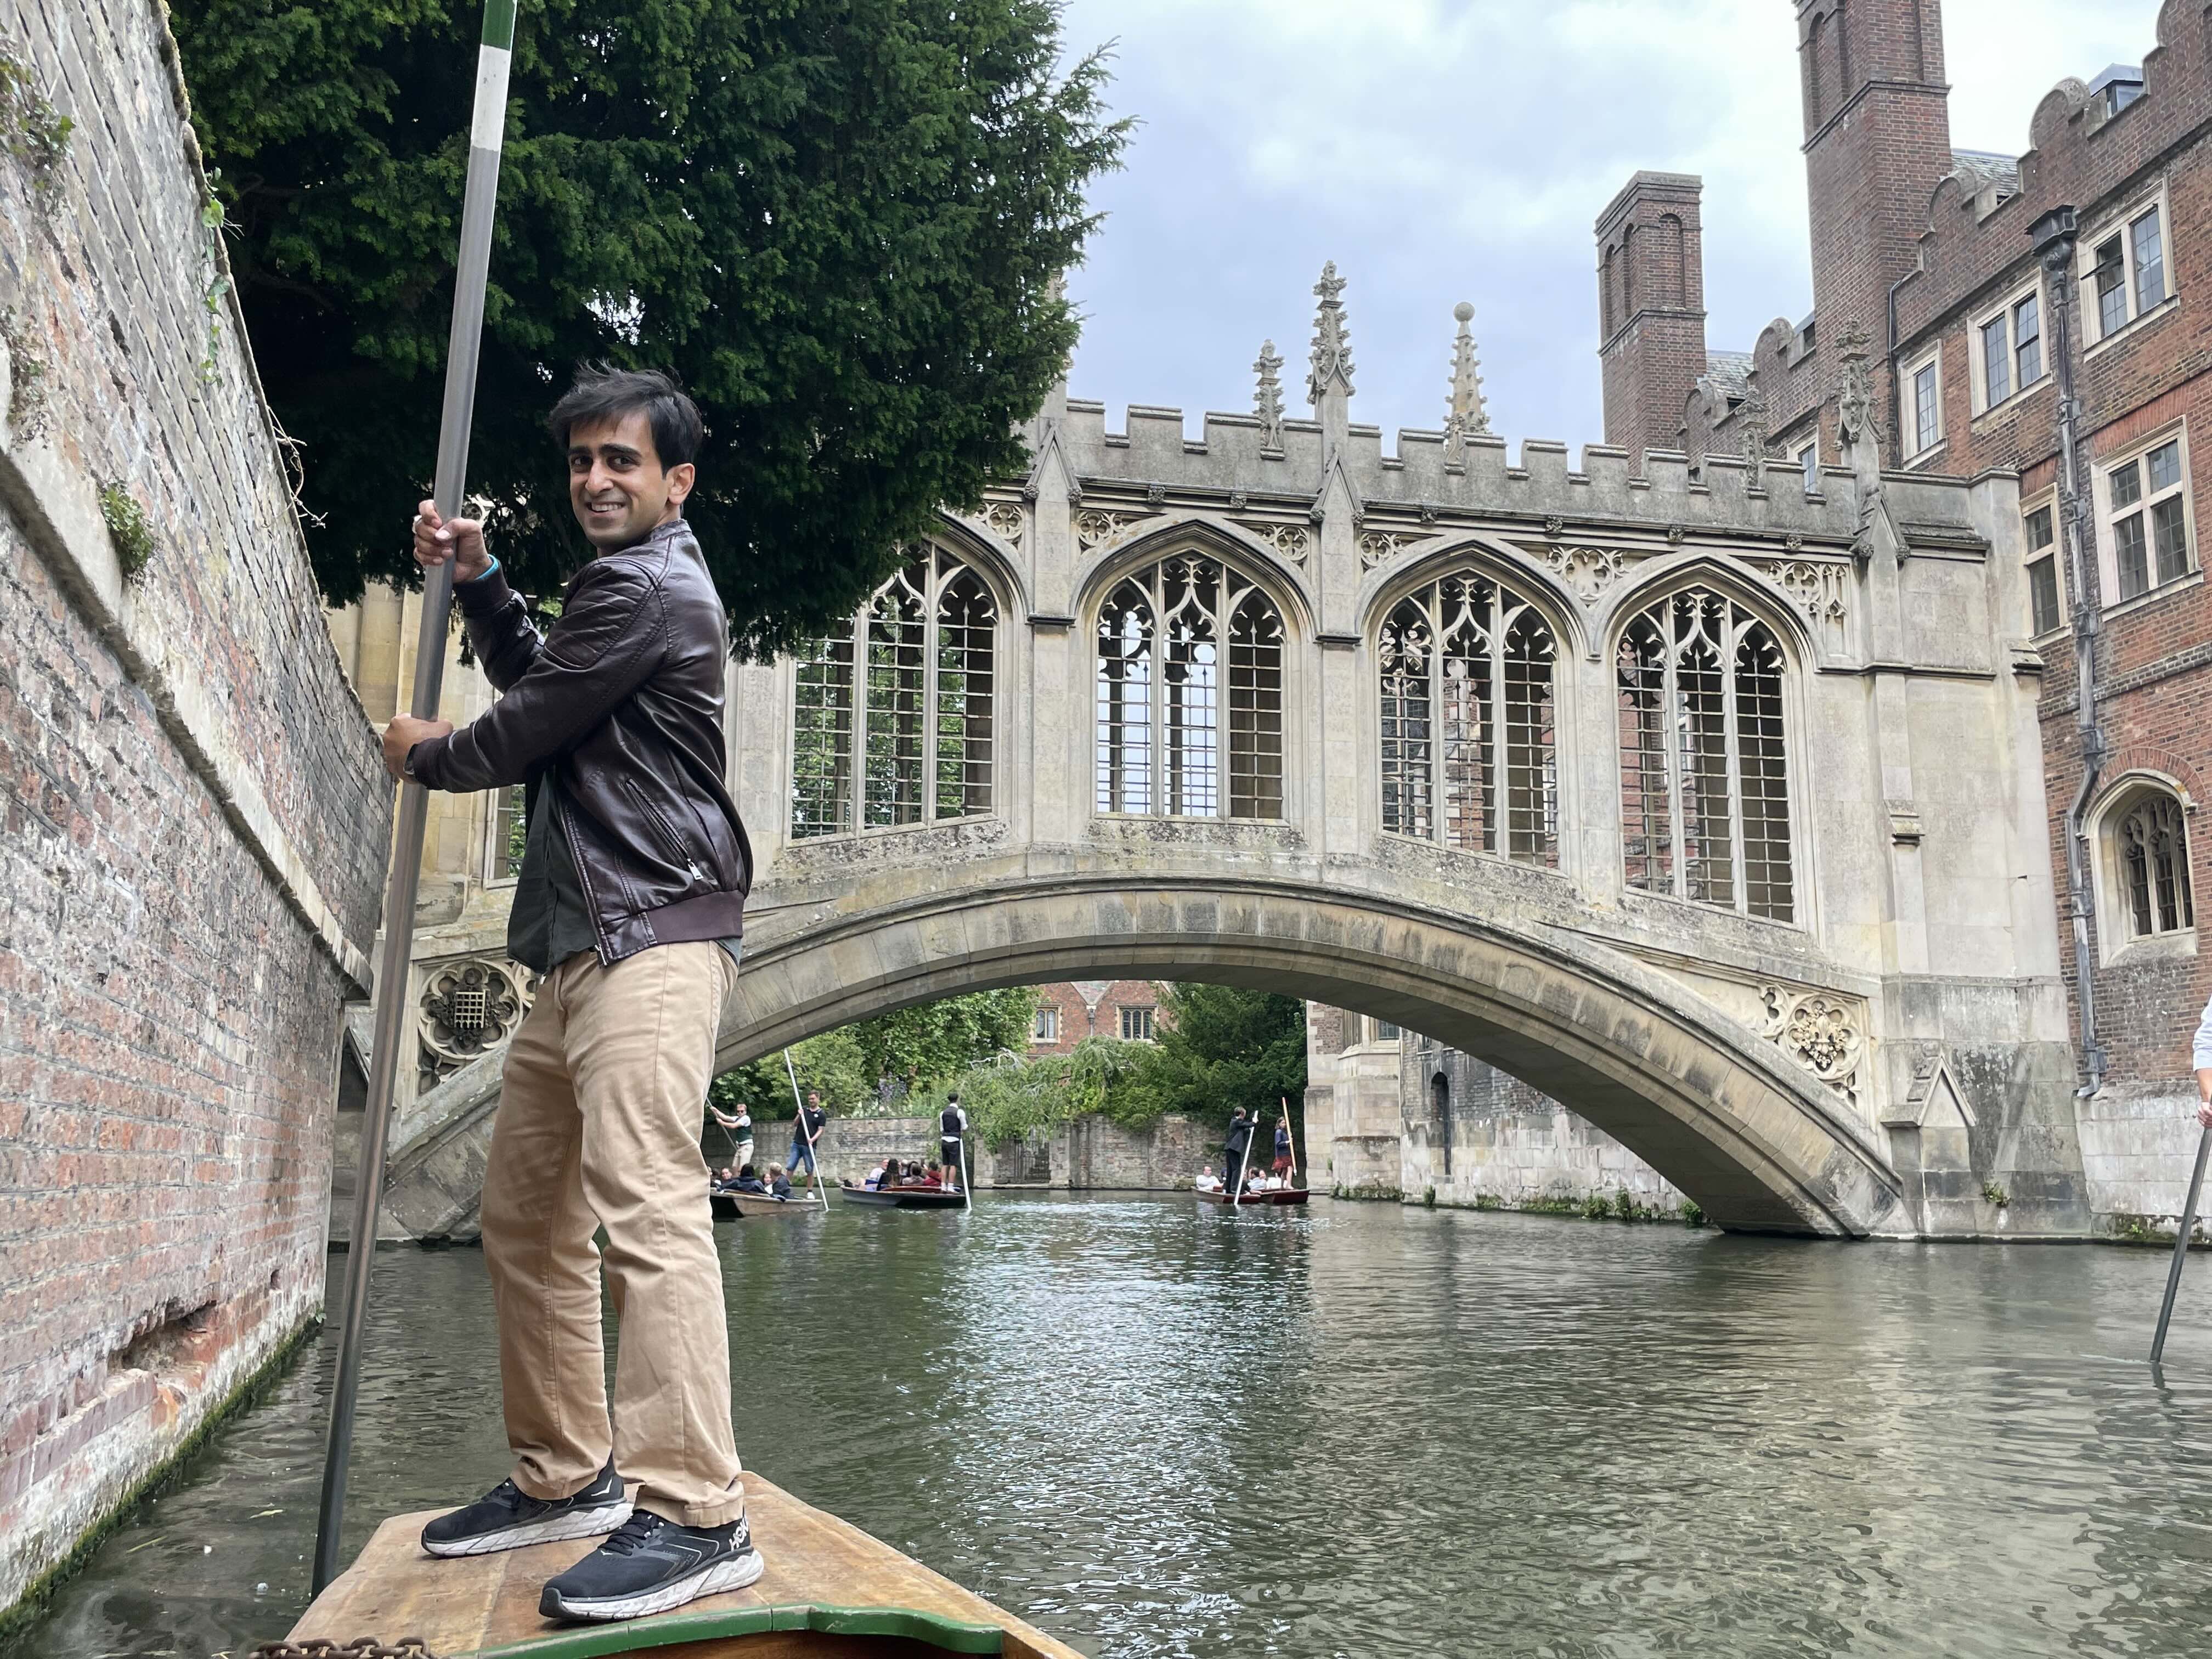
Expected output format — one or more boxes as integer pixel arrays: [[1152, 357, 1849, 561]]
[[567, 409, 693, 550]]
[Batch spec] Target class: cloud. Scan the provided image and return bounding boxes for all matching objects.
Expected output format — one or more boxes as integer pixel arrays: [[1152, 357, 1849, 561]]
[[1058, 0, 2164, 455]]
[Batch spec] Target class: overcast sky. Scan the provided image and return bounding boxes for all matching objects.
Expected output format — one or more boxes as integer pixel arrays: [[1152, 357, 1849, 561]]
[[1055, 0, 2165, 455]]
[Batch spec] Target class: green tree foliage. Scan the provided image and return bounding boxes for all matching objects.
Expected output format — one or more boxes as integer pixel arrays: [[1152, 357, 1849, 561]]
[[910, 1036, 1149, 1148], [1118, 983, 1309, 1150], [168, 1, 1128, 653], [850, 986, 1038, 1096], [915, 983, 1311, 1151], [710, 1028, 871, 1124], [707, 987, 1037, 1124]]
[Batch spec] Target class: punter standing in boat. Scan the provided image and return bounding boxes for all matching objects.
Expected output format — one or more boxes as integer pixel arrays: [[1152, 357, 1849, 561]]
[[940, 1093, 969, 1190], [384, 367, 764, 1622], [791, 1091, 829, 1179], [1223, 1108, 1255, 1188]]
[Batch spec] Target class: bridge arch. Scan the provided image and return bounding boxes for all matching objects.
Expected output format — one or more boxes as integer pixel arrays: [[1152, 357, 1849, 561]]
[[716, 877, 1906, 1238]]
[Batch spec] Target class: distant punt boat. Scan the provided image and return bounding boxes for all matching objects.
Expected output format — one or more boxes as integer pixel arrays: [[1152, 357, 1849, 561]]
[[710, 1192, 828, 1221], [289, 1473, 1081, 1657], [1195, 1186, 1310, 1207], [838, 1183, 968, 1211]]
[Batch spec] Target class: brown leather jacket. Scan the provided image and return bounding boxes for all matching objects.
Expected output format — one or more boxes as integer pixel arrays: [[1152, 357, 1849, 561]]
[[410, 518, 752, 962]]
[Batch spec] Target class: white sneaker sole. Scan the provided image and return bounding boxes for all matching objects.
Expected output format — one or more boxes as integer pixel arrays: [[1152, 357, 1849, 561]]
[[422, 1499, 634, 1558], [542, 1547, 767, 1622]]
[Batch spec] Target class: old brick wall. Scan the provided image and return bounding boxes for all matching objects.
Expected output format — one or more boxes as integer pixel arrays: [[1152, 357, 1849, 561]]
[[0, 0, 387, 1616], [1869, 1, 2212, 1222]]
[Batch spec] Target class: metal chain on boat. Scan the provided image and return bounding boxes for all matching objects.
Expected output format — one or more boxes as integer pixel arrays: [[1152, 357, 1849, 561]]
[[249, 1638, 442, 1659]]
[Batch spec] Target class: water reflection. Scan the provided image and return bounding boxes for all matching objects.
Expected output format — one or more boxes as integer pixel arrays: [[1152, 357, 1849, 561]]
[[13, 1198, 2212, 1658]]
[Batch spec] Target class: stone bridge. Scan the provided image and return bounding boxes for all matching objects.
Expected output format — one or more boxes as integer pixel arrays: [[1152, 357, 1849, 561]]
[[388, 272, 2084, 1240]]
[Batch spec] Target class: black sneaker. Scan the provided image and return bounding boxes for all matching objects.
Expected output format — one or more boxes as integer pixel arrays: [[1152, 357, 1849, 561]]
[[420, 1461, 631, 1558], [538, 1509, 765, 1622]]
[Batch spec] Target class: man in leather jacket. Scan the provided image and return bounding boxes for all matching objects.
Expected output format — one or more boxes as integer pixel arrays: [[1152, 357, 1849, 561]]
[[381, 367, 764, 1622]]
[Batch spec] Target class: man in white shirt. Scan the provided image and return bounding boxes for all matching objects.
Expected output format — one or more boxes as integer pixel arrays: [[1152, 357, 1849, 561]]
[[2192, 994, 2212, 1128]]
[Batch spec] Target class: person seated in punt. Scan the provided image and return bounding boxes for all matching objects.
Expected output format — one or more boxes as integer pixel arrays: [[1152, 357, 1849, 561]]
[[915, 1162, 944, 1189], [1194, 1166, 1223, 1193], [709, 1166, 739, 1192], [730, 1163, 769, 1195], [766, 1162, 793, 1200]]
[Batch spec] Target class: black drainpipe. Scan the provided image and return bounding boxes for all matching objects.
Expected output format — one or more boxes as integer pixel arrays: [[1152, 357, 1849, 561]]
[[2032, 206, 2108, 1097]]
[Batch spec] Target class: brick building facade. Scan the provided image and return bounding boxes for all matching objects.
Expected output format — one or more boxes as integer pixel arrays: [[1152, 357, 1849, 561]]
[[1601, 0, 2212, 1200], [0, 0, 389, 1620], [1025, 979, 1168, 1053]]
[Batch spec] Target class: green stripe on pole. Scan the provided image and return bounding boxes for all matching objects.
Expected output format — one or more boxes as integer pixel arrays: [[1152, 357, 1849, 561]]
[[482, 0, 518, 49]]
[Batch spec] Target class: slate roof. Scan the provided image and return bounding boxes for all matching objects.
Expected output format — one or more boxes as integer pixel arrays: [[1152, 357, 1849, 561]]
[[1701, 350, 1753, 407], [1949, 149, 2020, 200]]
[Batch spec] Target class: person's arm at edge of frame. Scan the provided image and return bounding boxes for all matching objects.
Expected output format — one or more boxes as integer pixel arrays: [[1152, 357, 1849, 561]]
[[2193, 989, 2212, 1129]]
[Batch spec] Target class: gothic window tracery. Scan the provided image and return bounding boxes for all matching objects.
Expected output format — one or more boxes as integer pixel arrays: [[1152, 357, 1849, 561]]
[[790, 546, 997, 838], [1378, 572, 1558, 865], [2112, 788, 2194, 941], [1616, 587, 1795, 921], [1095, 555, 1285, 819]]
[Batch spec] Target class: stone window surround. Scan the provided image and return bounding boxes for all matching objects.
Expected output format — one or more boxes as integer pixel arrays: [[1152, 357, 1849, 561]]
[[1611, 583, 1807, 932], [787, 539, 1005, 842], [2091, 418, 2195, 609], [2078, 181, 2175, 357], [1032, 1005, 1060, 1044], [1088, 543, 1296, 825], [1968, 276, 2050, 419], [482, 781, 526, 887], [1796, 442, 1818, 495], [1118, 1004, 1157, 1041], [2090, 771, 2198, 967], [1903, 342, 1944, 465], [2019, 487, 2065, 642]]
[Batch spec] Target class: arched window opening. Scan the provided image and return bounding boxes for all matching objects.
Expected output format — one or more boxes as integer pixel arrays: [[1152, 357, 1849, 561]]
[[1616, 588, 1795, 921], [790, 546, 997, 839], [1096, 555, 1285, 820], [1378, 572, 1558, 865], [2115, 789, 2194, 940]]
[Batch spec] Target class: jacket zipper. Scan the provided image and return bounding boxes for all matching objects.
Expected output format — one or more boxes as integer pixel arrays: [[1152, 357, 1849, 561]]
[[627, 780, 707, 887]]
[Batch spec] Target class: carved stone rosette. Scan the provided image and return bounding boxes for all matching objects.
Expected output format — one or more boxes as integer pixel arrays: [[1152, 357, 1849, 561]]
[[1075, 509, 1154, 553], [420, 957, 537, 1082], [1541, 544, 1632, 606], [1237, 520, 1311, 565], [1358, 530, 1417, 571], [981, 501, 1026, 544], [1760, 984, 1864, 1109]]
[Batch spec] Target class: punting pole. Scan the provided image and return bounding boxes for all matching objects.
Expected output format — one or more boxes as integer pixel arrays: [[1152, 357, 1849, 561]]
[[2151, 1124, 2212, 1367], [1232, 1125, 1252, 1209], [785, 1049, 827, 1209], [312, 0, 520, 1594]]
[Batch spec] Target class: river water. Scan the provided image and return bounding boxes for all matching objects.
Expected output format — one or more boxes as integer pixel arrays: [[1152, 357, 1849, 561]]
[[14, 1195, 2212, 1658]]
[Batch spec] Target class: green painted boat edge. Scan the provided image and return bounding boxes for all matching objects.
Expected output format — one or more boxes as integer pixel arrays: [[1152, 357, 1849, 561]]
[[462, 1602, 1006, 1658]]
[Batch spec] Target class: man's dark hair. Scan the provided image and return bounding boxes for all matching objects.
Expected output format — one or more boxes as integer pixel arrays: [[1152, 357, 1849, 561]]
[[548, 364, 704, 469]]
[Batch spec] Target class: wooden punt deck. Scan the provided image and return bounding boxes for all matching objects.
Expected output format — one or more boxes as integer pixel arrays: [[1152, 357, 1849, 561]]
[[290, 1475, 1080, 1659]]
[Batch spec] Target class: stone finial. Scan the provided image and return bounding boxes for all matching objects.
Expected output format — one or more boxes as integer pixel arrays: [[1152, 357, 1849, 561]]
[[1254, 339, 1286, 450], [1442, 300, 1490, 445], [1836, 319, 1877, 449], [1739, 370, 1770, 489], [1307, 261, 1355, 406]]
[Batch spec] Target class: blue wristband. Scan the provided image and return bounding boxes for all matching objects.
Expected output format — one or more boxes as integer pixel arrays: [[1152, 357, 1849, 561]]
[[462, 554, 500, 584]]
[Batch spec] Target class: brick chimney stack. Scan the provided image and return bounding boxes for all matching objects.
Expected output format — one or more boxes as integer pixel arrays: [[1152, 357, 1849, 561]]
[[1595, 171, 1708, 469], [1797, 0, 1953, 454]]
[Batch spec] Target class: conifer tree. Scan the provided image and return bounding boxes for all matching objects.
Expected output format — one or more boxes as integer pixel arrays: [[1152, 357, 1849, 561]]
[[170, 0, 1126, 653]]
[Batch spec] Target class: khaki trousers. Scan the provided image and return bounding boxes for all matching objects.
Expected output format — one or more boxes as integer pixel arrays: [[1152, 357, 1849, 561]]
[[480, 940, 744, 1528]]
